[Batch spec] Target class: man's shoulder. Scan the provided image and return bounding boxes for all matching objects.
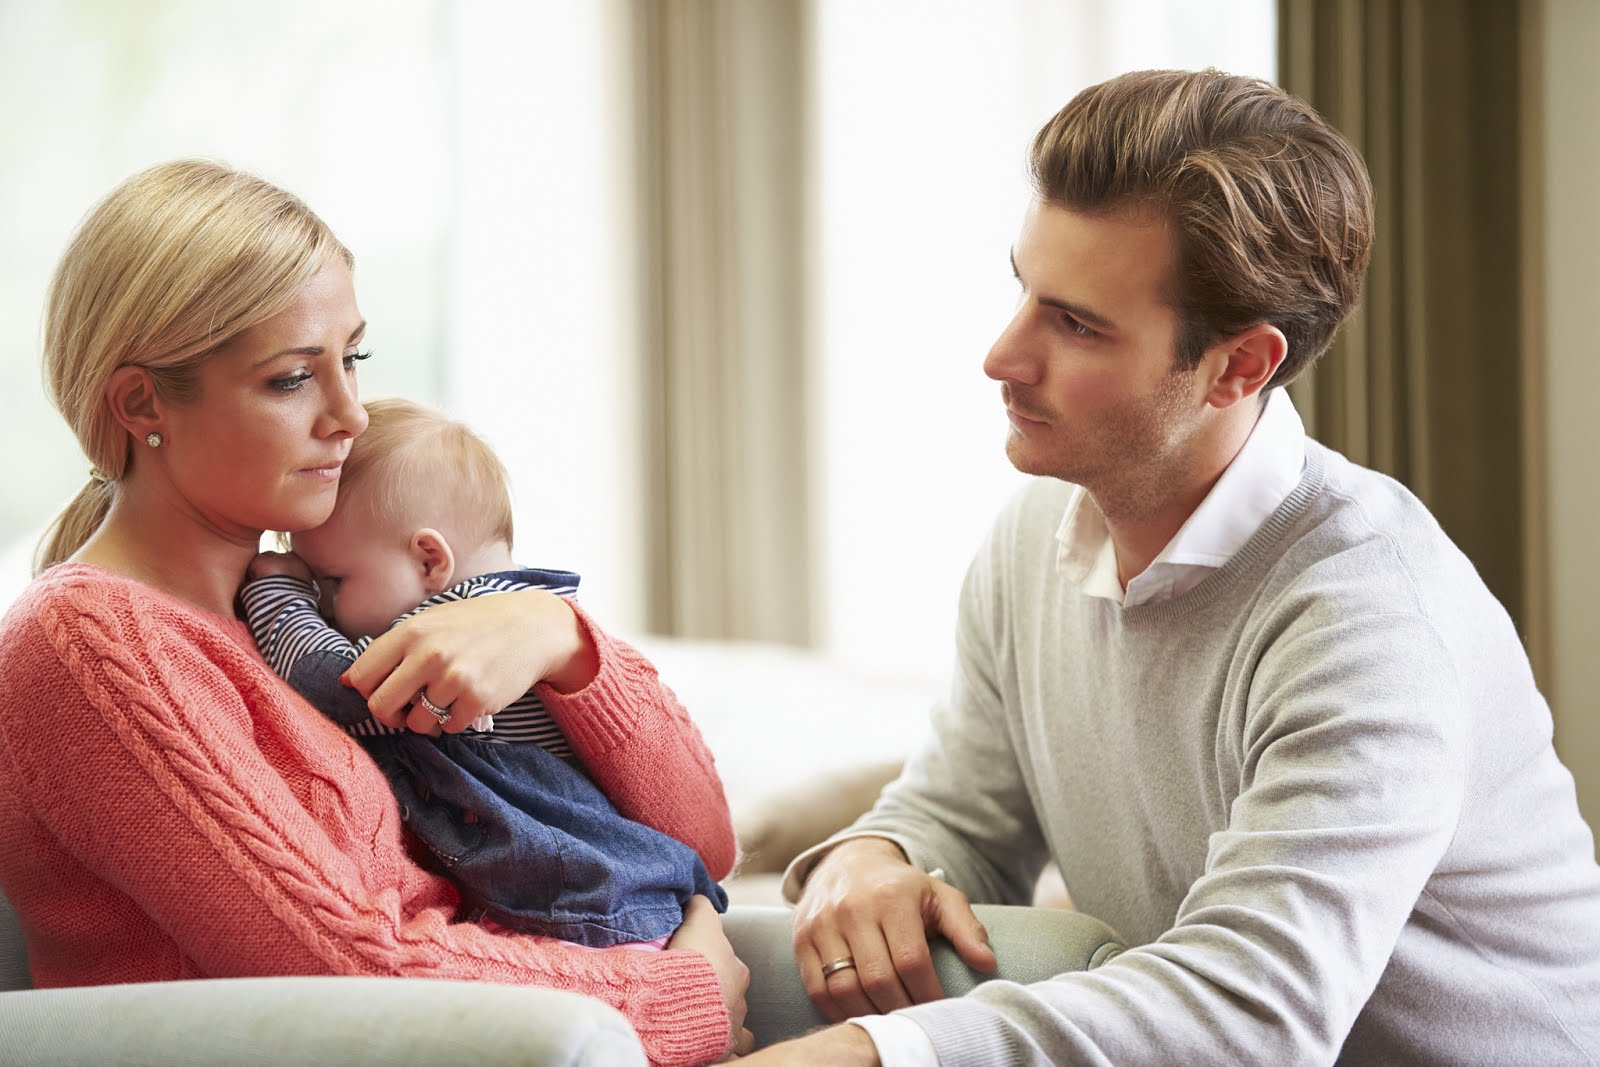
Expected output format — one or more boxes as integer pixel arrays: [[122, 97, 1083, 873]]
[[1265, 445, 1501, 628], [1293, 445, 1461, 578]]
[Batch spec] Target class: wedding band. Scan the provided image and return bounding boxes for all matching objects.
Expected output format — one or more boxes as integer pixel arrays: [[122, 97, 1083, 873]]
[[821, 955, 856, 978], [418, 690, 452, 726]]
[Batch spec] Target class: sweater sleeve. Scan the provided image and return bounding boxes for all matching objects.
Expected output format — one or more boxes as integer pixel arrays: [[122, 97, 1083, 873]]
[[896, 605, 1468, 1066], [0, 580, 731, 1067], [535, 602, 738, 881]]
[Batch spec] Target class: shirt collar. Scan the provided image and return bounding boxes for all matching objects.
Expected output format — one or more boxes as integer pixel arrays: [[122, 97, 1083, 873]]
[[1055, 389, 1307, 603]]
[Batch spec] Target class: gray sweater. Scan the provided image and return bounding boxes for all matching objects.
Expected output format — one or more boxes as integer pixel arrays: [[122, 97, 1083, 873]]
[[843, 442, 1600, 1065]]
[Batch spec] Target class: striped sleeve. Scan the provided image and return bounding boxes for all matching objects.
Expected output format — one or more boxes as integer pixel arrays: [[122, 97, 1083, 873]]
[[239, 576, 385, 731], [239, 575, 359, 675]]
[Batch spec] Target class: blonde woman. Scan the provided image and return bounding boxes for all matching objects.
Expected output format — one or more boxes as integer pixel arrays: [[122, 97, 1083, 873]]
[[0, 160, 750, 1065]]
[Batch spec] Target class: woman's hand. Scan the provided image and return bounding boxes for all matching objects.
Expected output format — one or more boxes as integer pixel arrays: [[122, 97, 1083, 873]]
[[342, 589, 599, 735], [668, 895, 755, 1059]]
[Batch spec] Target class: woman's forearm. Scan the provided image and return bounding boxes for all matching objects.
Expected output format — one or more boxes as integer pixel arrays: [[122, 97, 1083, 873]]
[[540, 603, 738, 880], [533, 590, 601, 694]]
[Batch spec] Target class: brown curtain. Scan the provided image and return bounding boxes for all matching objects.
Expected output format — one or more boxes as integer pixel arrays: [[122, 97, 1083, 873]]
[[1278, 0, 1542, 662], [630, 0, 814, 644]]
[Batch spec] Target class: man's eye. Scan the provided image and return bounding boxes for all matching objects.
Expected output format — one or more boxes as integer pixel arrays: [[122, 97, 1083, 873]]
[[1061, 313, 1097, 340]]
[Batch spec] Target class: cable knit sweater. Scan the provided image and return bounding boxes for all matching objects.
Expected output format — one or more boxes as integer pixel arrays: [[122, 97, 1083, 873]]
[[0, 563, 737, 1067]]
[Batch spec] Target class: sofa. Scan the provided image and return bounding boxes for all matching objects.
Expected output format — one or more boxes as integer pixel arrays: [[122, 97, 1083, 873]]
[[0, 636, 1126, 1063], [0, 888, 1124, 1066]]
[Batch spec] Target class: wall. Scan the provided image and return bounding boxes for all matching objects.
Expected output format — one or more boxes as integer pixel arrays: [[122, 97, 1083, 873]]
[[1539, 0, 1600, 842]]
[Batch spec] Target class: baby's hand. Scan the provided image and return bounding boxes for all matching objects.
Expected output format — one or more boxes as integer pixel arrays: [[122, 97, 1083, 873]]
[[248, 550, 314, 584]]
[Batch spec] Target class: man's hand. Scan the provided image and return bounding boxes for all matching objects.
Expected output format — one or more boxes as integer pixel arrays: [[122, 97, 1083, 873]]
[[738, 1023, 881, 1065], [247, 550, 313, 584], [791, 837, 995, 1020]]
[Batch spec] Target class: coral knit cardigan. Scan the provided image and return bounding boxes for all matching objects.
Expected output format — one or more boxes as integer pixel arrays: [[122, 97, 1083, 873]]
[[0, 564, 737, 1067]]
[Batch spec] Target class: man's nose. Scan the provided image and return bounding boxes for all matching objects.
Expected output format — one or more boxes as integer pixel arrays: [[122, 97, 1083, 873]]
[[983, 308, 1041, 386]]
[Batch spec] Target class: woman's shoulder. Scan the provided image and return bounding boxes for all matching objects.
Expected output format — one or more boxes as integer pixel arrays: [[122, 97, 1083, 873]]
[[4, 563, 157, 636], [1, 564, 249, 669]]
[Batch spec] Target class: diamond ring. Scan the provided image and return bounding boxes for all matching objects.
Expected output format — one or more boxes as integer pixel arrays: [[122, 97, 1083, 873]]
[[418, 690, 452, 726]]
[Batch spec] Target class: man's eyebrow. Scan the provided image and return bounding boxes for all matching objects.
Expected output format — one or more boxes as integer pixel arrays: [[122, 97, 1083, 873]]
[[1009, 250, 1118, 333], [252, 321, 367, 370]]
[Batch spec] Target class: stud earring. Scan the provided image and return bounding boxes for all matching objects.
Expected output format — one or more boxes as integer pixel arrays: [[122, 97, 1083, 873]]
[[146, 432, 163, 448]]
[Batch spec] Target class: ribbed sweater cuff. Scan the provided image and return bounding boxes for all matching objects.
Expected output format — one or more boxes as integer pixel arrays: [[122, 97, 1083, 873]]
[[535, 600, 656, 755], [632, 949, 733, 1066], [897, 996, 1019, 1067]]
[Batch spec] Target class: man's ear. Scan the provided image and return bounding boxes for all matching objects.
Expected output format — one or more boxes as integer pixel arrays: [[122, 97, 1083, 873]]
[[104, 366, 165, 441], [1202, 323, 1287, 410], [410, 528, 456, 594]]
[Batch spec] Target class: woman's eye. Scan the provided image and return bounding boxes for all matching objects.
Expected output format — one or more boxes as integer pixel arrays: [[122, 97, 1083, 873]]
[[343, 349, 373, 371], [269, 371, 312, 392]]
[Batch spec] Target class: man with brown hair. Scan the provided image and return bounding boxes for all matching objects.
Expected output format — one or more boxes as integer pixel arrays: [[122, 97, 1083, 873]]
[[746, 69, 1600, 1065]]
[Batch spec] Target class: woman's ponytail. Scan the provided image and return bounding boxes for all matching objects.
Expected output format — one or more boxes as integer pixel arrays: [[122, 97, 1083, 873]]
[[33, 477, 117, 575]]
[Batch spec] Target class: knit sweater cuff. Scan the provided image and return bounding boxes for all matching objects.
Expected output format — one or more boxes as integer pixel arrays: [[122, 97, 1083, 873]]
[[895, 995, 1032, 1067], [535, 600, 661, 755], [632, 949, 733, 1066]]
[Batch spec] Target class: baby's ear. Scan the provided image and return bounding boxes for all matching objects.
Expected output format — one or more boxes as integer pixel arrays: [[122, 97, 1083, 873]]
[[410, 529, 456, 594]]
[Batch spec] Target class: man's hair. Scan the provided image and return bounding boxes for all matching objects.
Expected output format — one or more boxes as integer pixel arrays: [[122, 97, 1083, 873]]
[[1029, 69, 1373, 387], [339, 397, 515, 549]]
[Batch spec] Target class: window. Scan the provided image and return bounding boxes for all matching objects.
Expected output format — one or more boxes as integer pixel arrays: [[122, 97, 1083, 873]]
[[812, 0, 1276, 678]]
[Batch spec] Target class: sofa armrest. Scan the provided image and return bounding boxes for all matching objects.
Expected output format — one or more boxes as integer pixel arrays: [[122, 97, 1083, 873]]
[[0, 975, 645, 1067], [725, 904, 1125, 1048]]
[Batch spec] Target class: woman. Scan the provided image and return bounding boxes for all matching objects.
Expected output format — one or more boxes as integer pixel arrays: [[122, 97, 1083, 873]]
[[0, 160, 750, 1065]]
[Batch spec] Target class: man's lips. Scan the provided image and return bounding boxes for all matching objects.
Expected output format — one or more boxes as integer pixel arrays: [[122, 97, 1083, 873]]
[[1001, 386, 1049, 424]]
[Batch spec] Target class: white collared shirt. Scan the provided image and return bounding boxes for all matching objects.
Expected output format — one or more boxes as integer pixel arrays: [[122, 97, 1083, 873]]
[[848, 389, 1308, 1065], [1056, 387, 1306, 607]]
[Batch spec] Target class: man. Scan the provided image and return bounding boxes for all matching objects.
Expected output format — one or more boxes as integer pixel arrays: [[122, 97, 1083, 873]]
[[744, 70, 1600, 1065]]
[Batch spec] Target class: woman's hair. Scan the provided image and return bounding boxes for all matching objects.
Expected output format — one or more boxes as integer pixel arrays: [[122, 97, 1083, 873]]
[[337, 397, 516, 550], [1028, 68, 1373, 386], [34, 159, 353, 574]]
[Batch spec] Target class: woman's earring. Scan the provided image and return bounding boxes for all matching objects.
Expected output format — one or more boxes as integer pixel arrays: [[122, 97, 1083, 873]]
[[146, 432, 163, 448]]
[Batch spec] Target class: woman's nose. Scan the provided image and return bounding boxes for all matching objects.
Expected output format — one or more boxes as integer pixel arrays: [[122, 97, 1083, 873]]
[[323, 369, 368, 439]]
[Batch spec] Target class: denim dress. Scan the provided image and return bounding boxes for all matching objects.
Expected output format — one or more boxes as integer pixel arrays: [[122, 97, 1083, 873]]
[[241, 568, 727, 948]]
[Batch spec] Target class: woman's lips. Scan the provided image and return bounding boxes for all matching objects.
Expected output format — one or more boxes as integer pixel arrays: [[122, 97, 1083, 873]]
[[300, 461, 344, 481]]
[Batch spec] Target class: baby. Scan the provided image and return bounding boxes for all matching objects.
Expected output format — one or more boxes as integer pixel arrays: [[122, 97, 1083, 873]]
[[240, 397, 726, 947]]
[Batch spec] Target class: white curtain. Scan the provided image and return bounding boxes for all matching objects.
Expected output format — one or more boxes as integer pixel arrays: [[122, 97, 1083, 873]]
[[1, 0, 1278, 668]]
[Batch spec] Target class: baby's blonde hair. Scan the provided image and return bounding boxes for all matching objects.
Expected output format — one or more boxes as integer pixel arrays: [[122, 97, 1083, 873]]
[[337, 397, 515, 550], [36, 159, 352, 573]]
